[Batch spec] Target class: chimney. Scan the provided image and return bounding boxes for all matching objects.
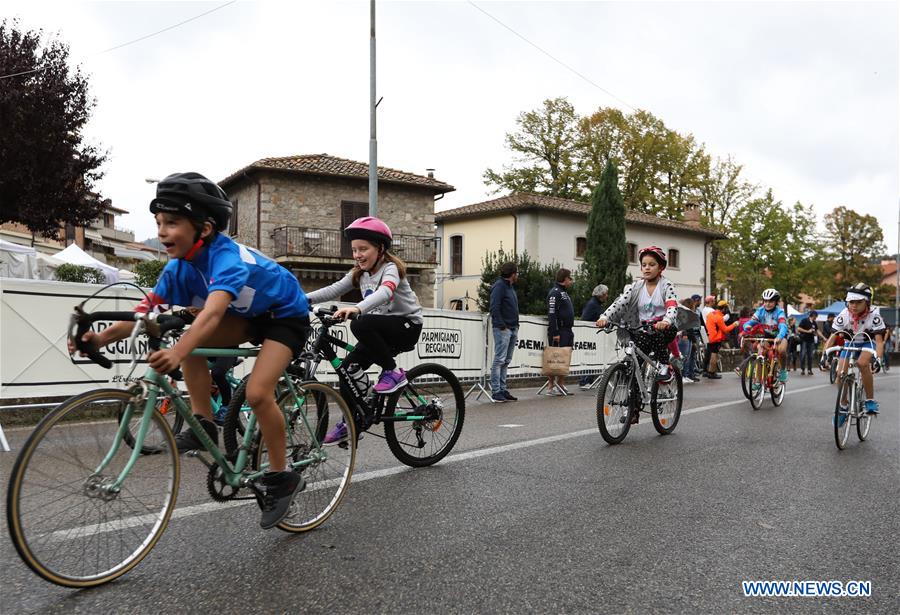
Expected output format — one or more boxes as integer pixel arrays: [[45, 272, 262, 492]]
[[426, 168, 435, 179], [683, 200, 701, 227]]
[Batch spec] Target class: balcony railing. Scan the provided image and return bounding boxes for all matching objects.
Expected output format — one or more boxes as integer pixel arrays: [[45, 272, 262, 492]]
[[273, 226, 438, 265]]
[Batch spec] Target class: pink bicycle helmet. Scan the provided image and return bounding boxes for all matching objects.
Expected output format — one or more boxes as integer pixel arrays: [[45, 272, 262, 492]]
[[344, 216, 393, 249], [638, 245, 667, 269]]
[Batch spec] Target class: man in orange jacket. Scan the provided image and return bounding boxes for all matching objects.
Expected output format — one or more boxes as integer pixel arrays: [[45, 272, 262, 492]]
[[704, 300, 738, 379]]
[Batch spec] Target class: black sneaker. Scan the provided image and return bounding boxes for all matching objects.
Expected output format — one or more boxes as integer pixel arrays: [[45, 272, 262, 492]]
[[502, 390, 518, 401], [255, 470, 305, 530], [174, 415, 219, 453], [491, 393, 508, 403]]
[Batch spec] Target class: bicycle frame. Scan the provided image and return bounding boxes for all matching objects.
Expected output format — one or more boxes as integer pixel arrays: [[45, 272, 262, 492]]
[[98, 343, 324, 494], [744, 337, 780, 390], [308, 312, 431, 423], [608, 325, 667, 405]]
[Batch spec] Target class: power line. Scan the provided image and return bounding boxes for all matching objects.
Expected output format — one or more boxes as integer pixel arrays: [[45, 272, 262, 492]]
[[0, 1, 237, 81], [466, 1, 637, 112]]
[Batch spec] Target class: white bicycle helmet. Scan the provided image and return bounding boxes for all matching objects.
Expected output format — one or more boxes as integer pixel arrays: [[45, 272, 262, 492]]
[[761, 288, 780, 302]]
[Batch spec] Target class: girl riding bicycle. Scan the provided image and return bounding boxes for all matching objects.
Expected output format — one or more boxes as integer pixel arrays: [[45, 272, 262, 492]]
[[68, 172, 311, 530], [596, 245, 679, 385], [820, 283, 886, 417], [741, 288, 790, 383], [304, 217, 424, 442]]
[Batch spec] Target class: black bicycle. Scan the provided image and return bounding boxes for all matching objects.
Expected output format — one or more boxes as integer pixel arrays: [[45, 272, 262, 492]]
[[224, 306, 465, 467]]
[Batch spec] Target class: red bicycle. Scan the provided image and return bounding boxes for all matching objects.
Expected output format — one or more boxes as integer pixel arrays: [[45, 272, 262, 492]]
[[742, 335, 785, 409]]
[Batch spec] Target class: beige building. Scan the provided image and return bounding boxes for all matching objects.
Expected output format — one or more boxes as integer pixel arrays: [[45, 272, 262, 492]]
[[434, 193, 726, 310], [219, 154, 454, 305], [0, 203, 157, 268]]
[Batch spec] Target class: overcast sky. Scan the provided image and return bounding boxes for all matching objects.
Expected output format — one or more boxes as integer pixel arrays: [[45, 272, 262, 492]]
[[6, 1, 899, 253]]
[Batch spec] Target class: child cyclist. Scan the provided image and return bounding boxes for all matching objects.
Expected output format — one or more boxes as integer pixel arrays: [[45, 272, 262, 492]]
[[304, 217, 423, 443], [596, 245, 679, 409], [68, 172, 311, 530], [741, 288, 790, 383], [820, 283, 886, 419]]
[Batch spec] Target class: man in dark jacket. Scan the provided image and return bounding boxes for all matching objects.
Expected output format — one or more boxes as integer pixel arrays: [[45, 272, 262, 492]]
[[489, 262, 520, 402], [579, 284, 608, 388], [546, 268, 575, 395]]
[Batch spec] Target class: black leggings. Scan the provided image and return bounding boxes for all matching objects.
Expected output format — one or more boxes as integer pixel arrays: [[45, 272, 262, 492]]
[[210, 356, 238, 407], [631, 328, 678, 365], [346, 314, 422, 371]]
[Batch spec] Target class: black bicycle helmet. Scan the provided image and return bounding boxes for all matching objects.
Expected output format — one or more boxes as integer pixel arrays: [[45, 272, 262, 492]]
[[149, 172, 233, 232]]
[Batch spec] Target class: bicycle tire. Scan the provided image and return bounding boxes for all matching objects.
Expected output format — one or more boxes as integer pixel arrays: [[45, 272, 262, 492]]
[[856, 386, 872, 441], [7, 389, 179, 588], [250, 381, 356, 533], [739, 356, 753, 400], [120, 394, 184, 454], [834, 375, 853, 450], [651, 369, 683, 435], [596, 363, 635, 444], [770, 366, 786, 406], [749, 358, 766, 410], [384, 363, 466, 467], [829, 359, 838, 384]]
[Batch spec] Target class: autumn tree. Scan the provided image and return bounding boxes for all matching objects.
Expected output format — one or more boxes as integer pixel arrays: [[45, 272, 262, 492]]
[[0, 19, 108, 238], [822, 206, 889, 300]]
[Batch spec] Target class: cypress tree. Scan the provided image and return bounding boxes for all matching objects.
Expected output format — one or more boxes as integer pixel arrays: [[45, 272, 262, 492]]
[[585, 160, 628, 299]]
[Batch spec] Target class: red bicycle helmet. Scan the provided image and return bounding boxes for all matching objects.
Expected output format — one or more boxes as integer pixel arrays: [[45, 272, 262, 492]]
[[638, 245, 667, 269], [344, 216, 393, 250]]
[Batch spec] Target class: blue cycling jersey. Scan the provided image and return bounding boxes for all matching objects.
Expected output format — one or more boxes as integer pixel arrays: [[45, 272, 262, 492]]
[[743, 305, 789, 339], [137, 233, 309, 319]]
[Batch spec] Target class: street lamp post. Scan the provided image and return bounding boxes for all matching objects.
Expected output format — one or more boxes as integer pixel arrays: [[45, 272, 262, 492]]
[[146, 178, 160, 258]]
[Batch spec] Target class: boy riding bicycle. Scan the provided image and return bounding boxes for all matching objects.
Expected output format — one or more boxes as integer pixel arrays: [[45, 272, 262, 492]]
[[741, 288, 790, 383], [69, 172, 311, 529], [820, 283, 886, 418], [304, 217, 424, 443]]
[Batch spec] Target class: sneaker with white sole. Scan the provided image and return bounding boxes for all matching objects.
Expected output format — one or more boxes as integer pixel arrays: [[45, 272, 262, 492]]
[[374, 369, 407, 394]]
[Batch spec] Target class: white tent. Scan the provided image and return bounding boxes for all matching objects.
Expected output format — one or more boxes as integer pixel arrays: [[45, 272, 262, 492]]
[[0, 239, 39, 279], [36, 252, 65, 280], [53, 243, 120, 283], [786, 304, 805, 317]]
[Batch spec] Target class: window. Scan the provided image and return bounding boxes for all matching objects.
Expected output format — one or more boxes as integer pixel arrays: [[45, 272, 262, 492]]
[[575, 237, 587, 259], [627, 242, 638, 264], [450, 235, 463, 276], [340, 201, 369, 257], [668, 248, 680, 269]]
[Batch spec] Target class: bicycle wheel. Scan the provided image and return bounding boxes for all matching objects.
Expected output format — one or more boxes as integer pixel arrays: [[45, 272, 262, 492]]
[[749, 359, 766, 410], [856, 387, 872, 441], [834, 375, 853, 450], [651, 370, 683, 435], [770, 363, 786, 406], [120, 391, 184, 454], [6, 389, 179, 588], [829, 359, 838, 384], [221, 375, 256, 457], [251, 381, 356, 533], [384, 363, 466, 467], [596, 363, 635, 444], [739, 356, 753, 400]]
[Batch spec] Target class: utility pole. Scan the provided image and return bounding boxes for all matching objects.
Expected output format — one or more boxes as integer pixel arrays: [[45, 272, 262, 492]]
[[368, 0, 378, 217]]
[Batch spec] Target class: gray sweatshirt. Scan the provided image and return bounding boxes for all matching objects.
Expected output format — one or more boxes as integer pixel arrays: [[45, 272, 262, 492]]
[[305, 261, 423, 324]]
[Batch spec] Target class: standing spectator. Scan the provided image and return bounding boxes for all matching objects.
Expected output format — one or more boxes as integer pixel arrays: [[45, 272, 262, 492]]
[[797, 310, 819, 375], [786, 316, 800, 371], [882, 326, 894, 371], [700, 295, 717, 373], [821, 313, 836, 339], [689, 294, 705, 375], [578, 284, 608, 389], [704, 300, 737, 379], [546, 268, 575, 395], [489, 262, 520, 402], [677, 297, 697, 383]]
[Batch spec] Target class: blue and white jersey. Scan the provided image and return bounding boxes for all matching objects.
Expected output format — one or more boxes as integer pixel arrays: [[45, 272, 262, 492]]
[[137, 233, 309, 319], [743, 306, 789, 338]]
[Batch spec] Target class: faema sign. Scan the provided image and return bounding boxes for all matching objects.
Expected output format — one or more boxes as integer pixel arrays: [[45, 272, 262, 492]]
[[417, 328, 462, 359]]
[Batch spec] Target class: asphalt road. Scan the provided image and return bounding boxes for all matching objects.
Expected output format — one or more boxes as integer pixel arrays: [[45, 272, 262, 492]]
[[2, 370, 898, 614]]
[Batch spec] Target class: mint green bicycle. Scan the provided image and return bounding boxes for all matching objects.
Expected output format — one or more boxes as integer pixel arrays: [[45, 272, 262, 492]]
[[6, 306, 356, 588]]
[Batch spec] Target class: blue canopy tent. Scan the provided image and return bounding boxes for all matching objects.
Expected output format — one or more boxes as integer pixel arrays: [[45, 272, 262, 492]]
[[814, 301, 845, 318]]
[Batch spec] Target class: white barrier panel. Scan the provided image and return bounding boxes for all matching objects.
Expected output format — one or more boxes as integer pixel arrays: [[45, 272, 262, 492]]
[[486, 315, 619, 380], [0, 279, 489, 399]]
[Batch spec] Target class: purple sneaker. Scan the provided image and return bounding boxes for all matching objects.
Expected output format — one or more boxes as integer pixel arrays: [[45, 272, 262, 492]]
[[374, 368, 408, 394], [322, 421, 348, 444]]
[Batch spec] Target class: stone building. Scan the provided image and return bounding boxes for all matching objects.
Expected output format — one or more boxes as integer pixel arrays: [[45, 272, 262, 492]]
[[219, 154, 454, 306]]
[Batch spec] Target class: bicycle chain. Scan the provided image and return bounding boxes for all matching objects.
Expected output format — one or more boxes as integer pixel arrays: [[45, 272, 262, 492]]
[[205, 464, 256, 502]]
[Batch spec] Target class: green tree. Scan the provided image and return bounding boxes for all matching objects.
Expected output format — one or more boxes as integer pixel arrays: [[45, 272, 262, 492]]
[[54, 263, 105, 284], [822, 206, 887, 299], [587, 161, 628, 301], [0, 19, 108, 238], [769, 201, 824, 308], [484, 97, 585, 200], [133, 259, 166, 288], [477, 248, 560, 316]]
